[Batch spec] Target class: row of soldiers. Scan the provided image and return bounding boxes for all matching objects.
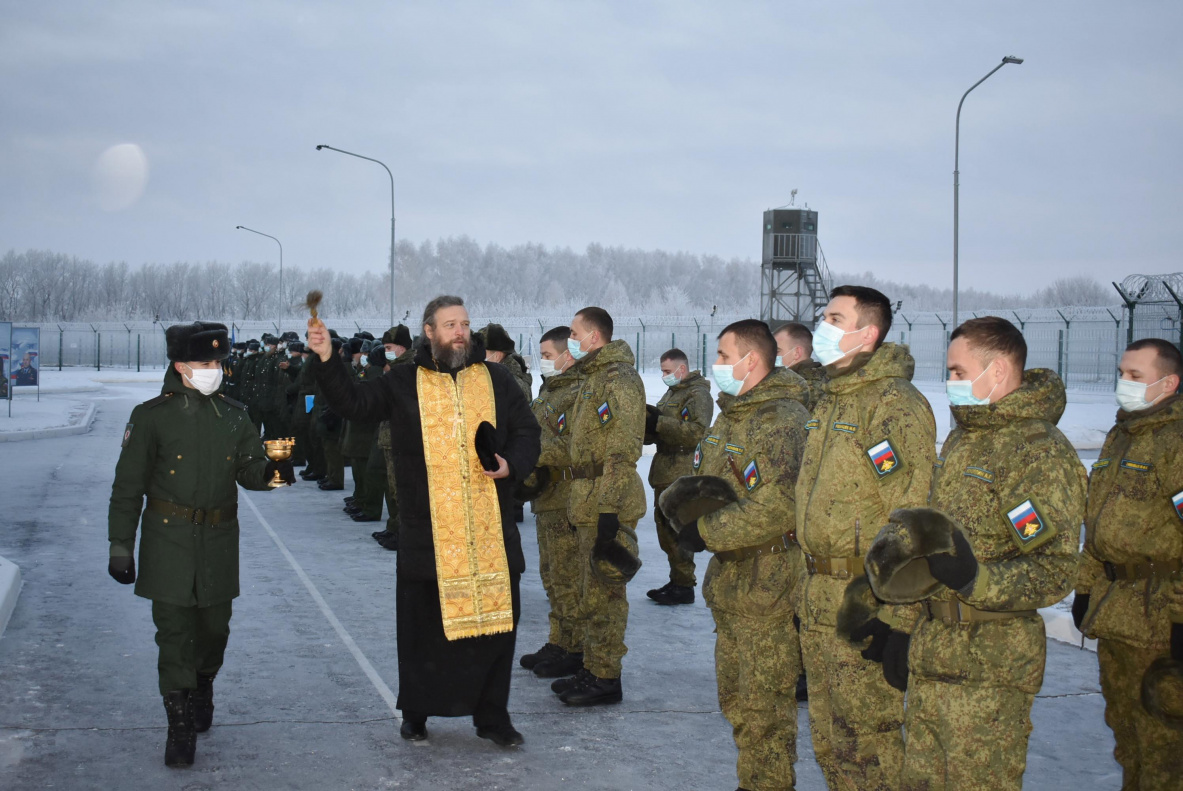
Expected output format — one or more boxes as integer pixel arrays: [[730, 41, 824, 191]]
[[515, 288, 1183, 791]]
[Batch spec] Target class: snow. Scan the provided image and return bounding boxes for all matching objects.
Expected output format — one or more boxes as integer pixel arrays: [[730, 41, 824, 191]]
[[0, 368, 165, 434]]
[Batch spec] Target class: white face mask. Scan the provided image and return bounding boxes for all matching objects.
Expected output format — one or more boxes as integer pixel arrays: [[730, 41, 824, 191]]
[[540, 359, 557, 377], [661, 366, 685, 388], [1116, 376, 1166, 412], [813, 320, 866, 366], [385, 350, 399, 362], [182, 365, 223, 396]]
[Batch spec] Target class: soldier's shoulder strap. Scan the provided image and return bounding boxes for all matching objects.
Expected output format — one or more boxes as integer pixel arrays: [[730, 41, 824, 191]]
[[218, 394, 248, 410], [142, 393, 173, 409]]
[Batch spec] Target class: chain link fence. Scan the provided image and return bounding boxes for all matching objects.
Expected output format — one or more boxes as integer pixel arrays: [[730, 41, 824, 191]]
[[17, 304, 1183, 391]]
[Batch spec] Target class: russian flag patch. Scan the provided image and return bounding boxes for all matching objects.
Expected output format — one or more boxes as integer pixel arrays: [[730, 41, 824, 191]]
[[557, 413, 566, 434], [867, 439, 899, 477], [1172, 490, 1183, 522], [597, 402, 612, 425], [680, 406, 691, 422], [1007, 500, 1046, 543], [743, 459, 760, 491]]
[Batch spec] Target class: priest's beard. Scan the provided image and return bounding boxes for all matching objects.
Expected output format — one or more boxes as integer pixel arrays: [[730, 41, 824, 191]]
[[431, 335, 471, 369]]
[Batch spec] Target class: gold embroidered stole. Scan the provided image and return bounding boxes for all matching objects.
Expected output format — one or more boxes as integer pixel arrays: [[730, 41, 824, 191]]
[[417, 364, 514, 641]]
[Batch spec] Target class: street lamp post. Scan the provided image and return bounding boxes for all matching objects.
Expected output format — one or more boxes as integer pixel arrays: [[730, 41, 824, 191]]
[[315, 144, 396, 328], [953, 55, 1023, 329], [236, 225, 284, 329]]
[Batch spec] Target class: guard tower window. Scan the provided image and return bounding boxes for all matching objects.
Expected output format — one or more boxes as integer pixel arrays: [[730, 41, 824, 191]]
[[782, 222, 794, 230], [805, 223, 816, 231]]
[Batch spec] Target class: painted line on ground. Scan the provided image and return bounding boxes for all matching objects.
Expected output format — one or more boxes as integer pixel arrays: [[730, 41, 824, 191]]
[[240, 490, 401, 721]]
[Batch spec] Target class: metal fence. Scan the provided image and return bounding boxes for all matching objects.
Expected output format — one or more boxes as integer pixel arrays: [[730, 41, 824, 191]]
[[16, 303, 1183, 391]]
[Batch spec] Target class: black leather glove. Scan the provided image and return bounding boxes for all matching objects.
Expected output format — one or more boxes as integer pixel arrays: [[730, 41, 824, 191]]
[[882, 631, 911, 691], [108, 556, 136, 585], [1172, 623, 1183, 662], [645, 405, 660, 436], [927, 527, 978, 592], [596, 513, 621, 547], [677, 519, 707, 553], [849, 617, 892, 663], [1072, 594, 1090, 631], [474, 421, 499, 472], [265, 459, 296, 485]]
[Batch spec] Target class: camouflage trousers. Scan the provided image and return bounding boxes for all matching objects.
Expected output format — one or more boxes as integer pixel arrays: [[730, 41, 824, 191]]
[[800, 626, 905, 791], [536, 510, 584, 653], [714, 609, 800, 791], [1098, 638, 1183, 790], [901, 677, 1033, 790], [381, 441, 400, 534], [576, 521, 631, 679], [652, 484, 697, 587]]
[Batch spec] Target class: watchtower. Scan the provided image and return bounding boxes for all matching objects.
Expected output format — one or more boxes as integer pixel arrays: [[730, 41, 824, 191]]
[[759, 205, 832, 327]]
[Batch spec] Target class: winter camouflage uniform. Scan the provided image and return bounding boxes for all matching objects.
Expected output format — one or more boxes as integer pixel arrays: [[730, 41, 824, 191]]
[[695, 367, 810, 791], [902, 369, 1086, 790], [648, 370, 714, 586], [566, 339, 646, 679], [531, 364, 586, 652], [503, 353, 533, 399], [790, 357, 828, 414], [1078, 394, 1183, 790], [794, 343, 936, 790]]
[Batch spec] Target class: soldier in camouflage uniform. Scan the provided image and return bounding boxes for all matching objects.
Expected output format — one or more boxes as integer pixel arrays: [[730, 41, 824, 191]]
[[549, 307, 646, 707], [774, 321, 827, 412], [863, 318, 1086, 790], [1076, 338, 1183, 790], [518, 326, 588, 678], [479, 323, 533, 399], [645, 347, 713, 605], [794, 286, 936, 790], [107, 322, 294, 767], [668, 320, 811, 791]]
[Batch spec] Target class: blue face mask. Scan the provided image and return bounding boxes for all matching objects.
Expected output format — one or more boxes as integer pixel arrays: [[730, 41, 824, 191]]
[[661, 365, 685, 388], [568, 332, 595, 361], [946, 366, 998, 407], [813, 320, 865, 366], [712, 353, 751, 397], [385, 350, 398, 361]]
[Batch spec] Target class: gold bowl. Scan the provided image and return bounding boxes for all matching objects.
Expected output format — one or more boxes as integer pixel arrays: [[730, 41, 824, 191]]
[[263, 438, 296, 488]]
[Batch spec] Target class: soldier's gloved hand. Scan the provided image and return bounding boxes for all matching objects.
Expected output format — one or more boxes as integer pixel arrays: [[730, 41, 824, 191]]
[[265, 459, 296, 485], [645, 405, 660, 437], [1172, 623, 1183, 662], [596, 513, 621, 548], [849, 617, 892, 663], [677, 519, 707, 554], [1072, 594, 1090, 631], [926, 527, 978, 593], [882, 631, 910, 691], [108, 556, 136, 585]]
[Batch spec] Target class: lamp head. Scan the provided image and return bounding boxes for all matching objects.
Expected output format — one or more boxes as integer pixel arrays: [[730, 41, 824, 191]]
[[316, 145, 326, 150], [1003, 56, 1024, 65], [236, 225, 244, 229]]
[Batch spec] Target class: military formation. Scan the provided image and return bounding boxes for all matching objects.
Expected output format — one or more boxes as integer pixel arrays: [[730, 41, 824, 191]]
[[107, 287, 1183, 789]]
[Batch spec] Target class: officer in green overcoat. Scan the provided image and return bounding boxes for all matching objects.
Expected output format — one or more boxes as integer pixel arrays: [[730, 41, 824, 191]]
[[107, 321, 295, 768]]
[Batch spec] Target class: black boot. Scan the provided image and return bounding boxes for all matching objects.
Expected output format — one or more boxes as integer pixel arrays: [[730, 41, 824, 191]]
[[192, 673, 215, 733], [352, 513, 381, 522], [560, 673, 622, 706], [377, 531, 399, 551], [551, 667, 592, 695], [162, 690, 196, 767], [650, 584, 695, 606], [646, 581, 673, 600], [519, 642, 562, 670], [534, 650, 584, 679], [476, 721, 524, 747], [400, 713, 428, 741]]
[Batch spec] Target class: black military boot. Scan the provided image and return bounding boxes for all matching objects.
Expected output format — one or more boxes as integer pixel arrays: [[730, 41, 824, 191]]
[[519, 642, 562, 670], [650, 584, 695, 605], [377, 531, 399, 551], [533, 650, 584, 679], [192, 673, 216, 733], [162, 690, 196, 767], [560, 674, 622, 706], [646, 581, 673, 600], [476, 721, 524, 747], [399, 713, 428, 741], [551, 667, 593, 695]]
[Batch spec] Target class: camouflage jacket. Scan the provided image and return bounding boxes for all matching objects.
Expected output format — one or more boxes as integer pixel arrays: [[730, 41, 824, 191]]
[[696, 369, 811, 617], [910, 369, 1086, 692], [795, 343, 937, 630], [531, 365, 585, 513], [566, 339, 647, 526], [790, 357, 828, 414], [502, 353, 533, 399], [1079, 394, 1183, 649], [648, 371, 714, 488]]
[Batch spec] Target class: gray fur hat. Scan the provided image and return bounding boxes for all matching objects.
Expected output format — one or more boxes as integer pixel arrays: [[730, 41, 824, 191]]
[[865, 508, 962, 604]]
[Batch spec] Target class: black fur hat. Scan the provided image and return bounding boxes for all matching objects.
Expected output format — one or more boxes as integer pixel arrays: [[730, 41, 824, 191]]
[[836, 575, 881, 644], [355, 330, 375, 341], [282, 331, 299, 343], [331, 337, 344, 353], [590, 526, 642, 584], [247, 339, 261, 351], [865, 508, 961, 604], [166, 322, 230, 362], [479, 323, 515, 353], [382, 324, 413, 348], [658, 475, 739, 533], [347, 337, 365, 355], [1142, 657, 1183, 731], [288, 341, 306, 354]]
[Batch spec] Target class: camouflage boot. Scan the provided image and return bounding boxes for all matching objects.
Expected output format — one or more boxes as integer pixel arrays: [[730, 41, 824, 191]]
[[192, 673, 215, 733], [162, 690, 196, 767]]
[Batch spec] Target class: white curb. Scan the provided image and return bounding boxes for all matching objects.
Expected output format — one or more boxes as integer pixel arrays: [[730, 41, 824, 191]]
[[0, 554, 22, 639], [0, 402, 97, 443]]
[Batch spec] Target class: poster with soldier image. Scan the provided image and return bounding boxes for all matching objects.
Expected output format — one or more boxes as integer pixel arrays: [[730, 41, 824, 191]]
[[11, 326, 40, 387], [0, 322, 10, 400]]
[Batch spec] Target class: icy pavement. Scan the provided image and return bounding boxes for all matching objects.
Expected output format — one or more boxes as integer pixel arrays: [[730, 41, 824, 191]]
[[0, 382, 1120, 790]]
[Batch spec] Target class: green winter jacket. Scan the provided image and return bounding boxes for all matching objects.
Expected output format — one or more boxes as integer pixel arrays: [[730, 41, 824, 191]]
[[108, 366, 273, 607], [648, 371, 714, 488], [910, 369, 1086, 692], [532, 364, 585, 514], [790, 358, 828, 414]]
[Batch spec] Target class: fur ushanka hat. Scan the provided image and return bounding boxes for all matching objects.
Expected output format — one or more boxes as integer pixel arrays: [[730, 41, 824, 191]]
[[166, 322, 230, 363]]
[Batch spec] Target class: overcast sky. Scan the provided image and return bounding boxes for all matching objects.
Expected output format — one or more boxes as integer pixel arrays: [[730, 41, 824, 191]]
[[2, 1, 1180, 295]]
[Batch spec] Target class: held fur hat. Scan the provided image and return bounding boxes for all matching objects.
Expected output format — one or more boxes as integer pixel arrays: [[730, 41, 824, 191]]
[[479, 323, 516, 353], [382, 324, 413, 348], [836, 575, 881, 644], [367, 345, 386, 368], [590, 525, 642, 585], [1142, 658, 1183, 731], [166, 322, 230, 363], [658, 475, 739, 533], [865, 508, 963, 604]]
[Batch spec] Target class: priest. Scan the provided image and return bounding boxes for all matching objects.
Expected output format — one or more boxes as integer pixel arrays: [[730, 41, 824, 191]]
[[306, 295, 540, 746]]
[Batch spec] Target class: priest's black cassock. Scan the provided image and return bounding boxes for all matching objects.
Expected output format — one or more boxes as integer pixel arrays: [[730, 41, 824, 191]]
[[312, 334, 540, 727]]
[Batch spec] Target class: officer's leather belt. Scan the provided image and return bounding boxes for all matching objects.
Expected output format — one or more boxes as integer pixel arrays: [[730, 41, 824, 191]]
[[804, 554, 864, 579], [549, 463, 604, 481], [146, 498, 237, 525], [1103, 559, 1182, 582], [715, 532, 797, 563], [925, 599, 1036, 624]]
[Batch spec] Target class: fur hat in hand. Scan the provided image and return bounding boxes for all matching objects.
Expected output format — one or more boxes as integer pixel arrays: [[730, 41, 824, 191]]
[[590, 525, 642, 584], [166, 322, 230, 363], [1142, 658, 1183, 731], [865, 508, 962, 604], [658, 475, 738, 533], [836, 575, 881, 644]]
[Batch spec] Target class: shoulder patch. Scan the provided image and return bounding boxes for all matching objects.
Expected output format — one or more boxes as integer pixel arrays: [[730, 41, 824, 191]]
[[867, 439, 900, 478], [143, 393, 172, 408], [680, 405, 691, 422], [833, 421, 858, 434], [963, 466, 995, 483], [1005, 499, 1056, 552], [597, 402, 612, 425], [531, 397, 542, 409], [121, 423, 134, 448], [805, 418, 820, 431], [1172, 490, 1183, 522], [742, 459, 761, 491], [693, 442, 702, 470], [218, 394, 247, 410], [1120, 458, 1153, 473], [1092, 458, 1110, 470], [557, 412, 567, 434]]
